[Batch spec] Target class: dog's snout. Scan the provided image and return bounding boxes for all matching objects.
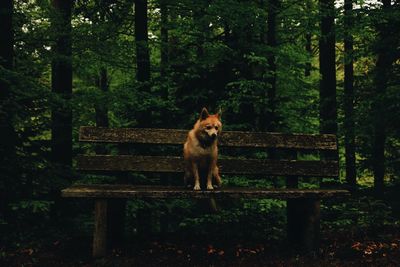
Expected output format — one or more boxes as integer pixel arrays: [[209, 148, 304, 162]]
[[211, 133, 217, 138]]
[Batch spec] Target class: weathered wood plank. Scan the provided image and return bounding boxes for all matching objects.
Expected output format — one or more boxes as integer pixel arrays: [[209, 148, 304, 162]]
[[79, 127, 337, 150], [287, 199, 320, 252], [77, 155, 339, 177], [62, 185, 350, 199]]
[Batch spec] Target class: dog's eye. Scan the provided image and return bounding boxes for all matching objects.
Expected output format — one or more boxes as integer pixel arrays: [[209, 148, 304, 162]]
[[215, 126, 219, 130], [206, 126, 212, 130]]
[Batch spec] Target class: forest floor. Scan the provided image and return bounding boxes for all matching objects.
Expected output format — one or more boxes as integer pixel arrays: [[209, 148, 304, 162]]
[[2, 228, 400, 267]]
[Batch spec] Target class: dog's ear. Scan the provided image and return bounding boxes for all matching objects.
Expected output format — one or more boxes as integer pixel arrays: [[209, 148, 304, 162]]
[[216, 108, 222, 120], [200, 107, 209, 121]]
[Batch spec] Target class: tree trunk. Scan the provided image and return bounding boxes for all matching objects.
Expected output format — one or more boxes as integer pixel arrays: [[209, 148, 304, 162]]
[[94, 67, 127, 247], [0, 0, 15, 142], [95, 67, 109, 128], [51, 0, 73, 169], [134, 0, 153, 234], [265, 0, 279, 187], [305, 33, 312, 77], [0, 0, 13, 70], [266, 0, 278, 132], [318, 0, 337, 136], [159, 0, 171, 237], [160, 0, 169, 78], [372, 0, 392, 197], [95, 67, 109, 154], [344, 0, 356, 187], [0, 0, 16, 220], [135, 0, 150, 82], [192, 0, 208, 110], [305, 0, 312, 77], [134, 0, 151, 128]]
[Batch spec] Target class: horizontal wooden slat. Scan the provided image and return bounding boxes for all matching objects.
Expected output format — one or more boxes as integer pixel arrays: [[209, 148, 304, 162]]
[[62, 185, 350, 199], [79, 126, 337, 150], [77, 155, 339, 177]]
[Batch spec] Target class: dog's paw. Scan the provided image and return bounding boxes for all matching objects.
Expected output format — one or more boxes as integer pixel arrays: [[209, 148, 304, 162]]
[[207, 184, 214, 190], [193, 184, 201, 191]]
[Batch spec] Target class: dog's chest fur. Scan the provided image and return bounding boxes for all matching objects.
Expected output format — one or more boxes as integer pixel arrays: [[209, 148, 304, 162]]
[[188, 131, 216, 156]]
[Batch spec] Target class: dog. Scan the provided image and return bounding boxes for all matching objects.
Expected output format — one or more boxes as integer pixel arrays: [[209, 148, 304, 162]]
[[183, 107, 222, 190]]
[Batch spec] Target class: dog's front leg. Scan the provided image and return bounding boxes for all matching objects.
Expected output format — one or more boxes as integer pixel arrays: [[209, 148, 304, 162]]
[[206, 161, 215, 190], [183, 161, 192, 188], [213, 165, 222, 187], [192, 162, 201, 191]]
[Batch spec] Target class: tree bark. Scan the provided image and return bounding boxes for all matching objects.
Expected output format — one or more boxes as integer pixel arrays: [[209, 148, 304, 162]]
[[266, 0, 278, 132], [318, 0, 337, 136], [372, 0, 392, 197], [51, 0, 73, 169], [135, 0, 150, 82], [305, 0, 312, 77], [95, 67, 109, 155], [160, 0, 169, 78], [343, 0, 356, 187], [95, 67, 109, 129], [0, 0, 13, 70], [0, 0, 16, 219], [0, 0, 15, 145], [134, 0, 151, 128], [305, 33, 312, 77], [265, 0, 279, 187], [94, 67, 126, 246]]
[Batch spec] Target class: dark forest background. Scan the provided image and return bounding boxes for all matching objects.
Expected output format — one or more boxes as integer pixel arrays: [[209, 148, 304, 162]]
[[1, 0, 400, 265]]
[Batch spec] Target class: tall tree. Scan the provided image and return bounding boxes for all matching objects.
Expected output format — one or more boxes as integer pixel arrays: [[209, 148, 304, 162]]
[[305, 0, 313, 77], [305, 34, 312, 77], [159, 0, 172, 234], [0, 0, 15, 154], [160, 0, 169, 78], [135, 0, 150, 83], [0, 0, 14, 73], [343, 0, 356, 187], [318, 0, 337, 136], [51, 0, 73, 169], [95, 68, 109, 130], [0, 0, 16, 218], [372, 0, 392, 196], [134, 0, 154, 234], [135, 0, 151, 128], [93, 1, 110, 132], [266, 0, 278, 132]]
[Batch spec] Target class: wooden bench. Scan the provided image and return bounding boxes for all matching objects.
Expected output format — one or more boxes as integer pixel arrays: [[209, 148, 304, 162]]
[[62, 126, 349, 257]]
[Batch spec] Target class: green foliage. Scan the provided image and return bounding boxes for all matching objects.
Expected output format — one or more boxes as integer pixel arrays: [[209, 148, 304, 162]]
[[10, 200, 53, 217], [178, 198, 286, 241], [323, 196, 397, 231]]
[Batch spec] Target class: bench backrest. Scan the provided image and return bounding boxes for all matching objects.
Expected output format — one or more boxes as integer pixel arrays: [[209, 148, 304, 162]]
[[77, 126, 338, 179]]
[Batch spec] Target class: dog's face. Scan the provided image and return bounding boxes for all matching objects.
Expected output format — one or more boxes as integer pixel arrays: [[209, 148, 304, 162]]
[[199, 108, 222, 140]]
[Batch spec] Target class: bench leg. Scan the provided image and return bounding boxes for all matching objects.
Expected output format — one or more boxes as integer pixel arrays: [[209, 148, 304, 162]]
[[93, 199, 108, 258], [287, 198, 320, 252], [137, 205, 153, 238], [107, 199, 126, 246]]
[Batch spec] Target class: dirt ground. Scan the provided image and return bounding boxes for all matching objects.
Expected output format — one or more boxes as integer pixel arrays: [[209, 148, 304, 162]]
[[2, 230, 400, 267]]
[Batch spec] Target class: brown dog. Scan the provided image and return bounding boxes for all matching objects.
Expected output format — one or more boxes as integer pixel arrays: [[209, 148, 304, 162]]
[[183, 108, 222, 190]]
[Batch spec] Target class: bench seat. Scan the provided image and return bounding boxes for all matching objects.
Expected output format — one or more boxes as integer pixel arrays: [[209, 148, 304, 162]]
[[62, 184, 349, 199]]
